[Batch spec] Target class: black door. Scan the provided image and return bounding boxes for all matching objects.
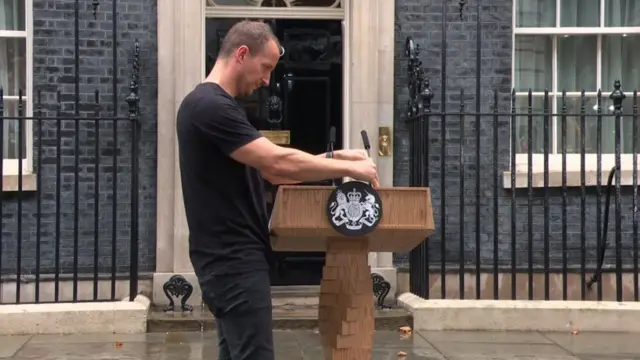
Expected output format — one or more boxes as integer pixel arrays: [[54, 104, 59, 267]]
[[205, 18, 344, 286]]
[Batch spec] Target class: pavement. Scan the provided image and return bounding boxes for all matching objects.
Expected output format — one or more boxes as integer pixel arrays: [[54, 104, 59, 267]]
[[2, 329, 640, 360]]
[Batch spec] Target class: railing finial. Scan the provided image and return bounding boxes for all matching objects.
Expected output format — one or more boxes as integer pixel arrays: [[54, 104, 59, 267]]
[[609, 79, 626, 113], [92, 0, 99, 20], [459, 0, 467, 20], [406, 37, 430, 119]]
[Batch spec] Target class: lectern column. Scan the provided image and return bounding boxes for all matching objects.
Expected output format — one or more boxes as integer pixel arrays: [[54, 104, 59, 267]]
[[318, 237, 374, 360]]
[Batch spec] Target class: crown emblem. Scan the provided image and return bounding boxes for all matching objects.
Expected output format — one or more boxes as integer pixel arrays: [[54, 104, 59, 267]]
[[347, 189, 361, 202]]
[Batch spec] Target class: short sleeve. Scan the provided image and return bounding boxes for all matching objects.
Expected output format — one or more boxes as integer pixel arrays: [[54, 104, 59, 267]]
[[192, 96, 264, 156]]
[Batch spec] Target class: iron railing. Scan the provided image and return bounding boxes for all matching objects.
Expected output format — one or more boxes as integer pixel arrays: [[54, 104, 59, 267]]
[[0, 0, 141, 304], [406, 34, 640, 302], [0, 83, 140, 304]]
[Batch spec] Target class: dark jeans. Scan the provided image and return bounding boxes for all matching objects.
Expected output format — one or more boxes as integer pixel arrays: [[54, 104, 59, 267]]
[[199, 270, 274, 360]]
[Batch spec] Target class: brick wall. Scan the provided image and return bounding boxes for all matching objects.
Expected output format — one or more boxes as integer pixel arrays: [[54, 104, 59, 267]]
[[392, 0, 636, 271], [0, 0, 157, 277], [5, 0, 634, 281]]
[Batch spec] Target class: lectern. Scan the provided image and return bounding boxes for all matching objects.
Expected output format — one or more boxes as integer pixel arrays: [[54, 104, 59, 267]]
[[269, 183, 435, 360]]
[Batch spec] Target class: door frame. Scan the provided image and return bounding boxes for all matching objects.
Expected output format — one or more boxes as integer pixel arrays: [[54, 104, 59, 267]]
[[154, 0, 398, 306]]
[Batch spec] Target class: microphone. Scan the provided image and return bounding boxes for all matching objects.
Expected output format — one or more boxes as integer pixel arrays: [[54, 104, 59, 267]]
[[326, 126, 336, 159], [327, 126, 337, 186], [360, 130, 371, 158], [360, 130, 375, 187]]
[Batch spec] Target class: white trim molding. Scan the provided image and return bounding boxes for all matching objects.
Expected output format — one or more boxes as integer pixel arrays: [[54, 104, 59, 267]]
[[156, 0, 397, 303], [504, 154, 640, 189], [0, 0, 34, 180], [205, 6, 344, 19]]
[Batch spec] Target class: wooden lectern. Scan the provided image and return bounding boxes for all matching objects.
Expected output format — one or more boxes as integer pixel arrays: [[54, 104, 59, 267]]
[[269, 184, 435, 360]]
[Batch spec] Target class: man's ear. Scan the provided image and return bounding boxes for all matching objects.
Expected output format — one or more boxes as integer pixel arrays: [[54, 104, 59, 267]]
[[235, 45, 249, 63]]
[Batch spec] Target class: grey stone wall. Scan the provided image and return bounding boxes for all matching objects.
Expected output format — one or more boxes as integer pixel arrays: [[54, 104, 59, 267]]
[[0, 0, 157, 278], [392, 0, 637, 272]]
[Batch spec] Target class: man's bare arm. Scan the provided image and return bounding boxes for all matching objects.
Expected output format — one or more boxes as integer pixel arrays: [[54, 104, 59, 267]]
[[261, 152, 340, 185], [230, 137, 357, 183]]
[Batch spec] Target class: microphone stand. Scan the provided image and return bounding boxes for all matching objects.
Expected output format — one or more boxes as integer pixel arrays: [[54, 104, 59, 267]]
[[327, 126, 337, 186]]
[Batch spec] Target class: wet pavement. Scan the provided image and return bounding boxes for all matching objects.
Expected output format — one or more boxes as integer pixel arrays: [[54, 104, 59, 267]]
[[2, 330, 640, 360]]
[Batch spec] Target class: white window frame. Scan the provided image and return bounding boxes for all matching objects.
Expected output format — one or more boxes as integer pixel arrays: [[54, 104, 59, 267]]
[[0, 0, 33, 176], [510, 0, 640, 184]]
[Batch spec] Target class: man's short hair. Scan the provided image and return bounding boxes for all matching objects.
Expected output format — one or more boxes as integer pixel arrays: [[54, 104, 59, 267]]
[[218, 20, 282, 58]]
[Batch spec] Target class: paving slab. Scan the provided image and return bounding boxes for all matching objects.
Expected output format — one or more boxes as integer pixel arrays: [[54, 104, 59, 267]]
[[543, 331, 640, 357], [27, 333, 166, 344], [0, 336, 31, 359], [4, 330, 639, 360], [432, 341, 574, 358], [421, 330, 554, 344], [577, 357, 640, 360]]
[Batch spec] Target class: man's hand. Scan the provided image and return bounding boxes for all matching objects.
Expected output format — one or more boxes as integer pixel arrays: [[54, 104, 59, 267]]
[[349, 158, 380, 188], [334, 149, 369, 161]]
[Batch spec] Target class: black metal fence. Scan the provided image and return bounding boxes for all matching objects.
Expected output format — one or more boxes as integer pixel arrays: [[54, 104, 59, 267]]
[[406, 33, 640, 302], [0, 1, 141, 304]]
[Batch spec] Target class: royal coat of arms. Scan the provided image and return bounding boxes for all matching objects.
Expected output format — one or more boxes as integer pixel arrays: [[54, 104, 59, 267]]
[[327, 182, 382, 236]]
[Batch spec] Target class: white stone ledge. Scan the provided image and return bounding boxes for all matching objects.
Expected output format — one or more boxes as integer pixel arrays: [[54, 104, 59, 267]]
[[0, 295, 150, 335], [502, 169, 640, 189], [398, 292, 640, 332], [2, 173, 37, 192]]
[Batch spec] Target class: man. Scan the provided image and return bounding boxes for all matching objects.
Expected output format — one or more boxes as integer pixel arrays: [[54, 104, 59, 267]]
[[176, 20, 379, 360]]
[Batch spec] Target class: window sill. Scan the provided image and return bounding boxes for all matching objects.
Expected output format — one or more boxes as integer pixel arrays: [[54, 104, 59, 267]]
[[2, 174, 38, 192], [502, 169, 640, 189]]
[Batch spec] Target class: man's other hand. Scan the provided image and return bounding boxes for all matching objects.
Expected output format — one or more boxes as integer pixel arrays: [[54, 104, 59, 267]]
[[349, 158, 380, 188], [335, 149, 369, 161]]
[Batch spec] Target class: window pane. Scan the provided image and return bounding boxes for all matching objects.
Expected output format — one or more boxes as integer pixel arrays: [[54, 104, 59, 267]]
[[560, 0, 600, 27], [205, 0, 341, 6], [602, 35, 640, 93], [1, 99, 27, 160], [514, 95, 552, 154], [514, 36, 552, 92], [516, 0, 556, 27], [605, 0, 640, 27], [557, 35, 597, 92], [556, 96, 599, 154], [621, 113, 638, 153], [0, 0, 25, 31], [0, 37, 26, 96], [555, 95, 636, 154]]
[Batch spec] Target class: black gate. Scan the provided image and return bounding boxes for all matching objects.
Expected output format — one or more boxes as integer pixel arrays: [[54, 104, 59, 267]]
[[0, 0, 141, 304], [406, 1, 640, 302]]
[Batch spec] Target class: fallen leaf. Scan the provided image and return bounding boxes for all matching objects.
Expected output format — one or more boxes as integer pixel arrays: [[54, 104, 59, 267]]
[[114, 341, 123, 348], [397, 350, 407, 358]]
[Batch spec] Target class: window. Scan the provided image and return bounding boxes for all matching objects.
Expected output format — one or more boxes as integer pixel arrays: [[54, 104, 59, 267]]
[[205, 0, 341, 7], [0, 0, 32, 176], [513, 0, 640, 172]]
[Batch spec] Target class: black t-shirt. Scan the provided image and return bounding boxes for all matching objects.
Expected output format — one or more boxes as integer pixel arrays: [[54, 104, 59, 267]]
[[176, 82, 271, 279]]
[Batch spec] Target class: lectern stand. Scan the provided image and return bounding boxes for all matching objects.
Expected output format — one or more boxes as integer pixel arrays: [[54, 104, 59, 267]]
[[270, 184, 434, 360]]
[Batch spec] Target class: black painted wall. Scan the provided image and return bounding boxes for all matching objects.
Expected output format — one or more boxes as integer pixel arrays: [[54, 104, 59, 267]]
[[393, 0, 637, 272], [0, 0, 157, 278]]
